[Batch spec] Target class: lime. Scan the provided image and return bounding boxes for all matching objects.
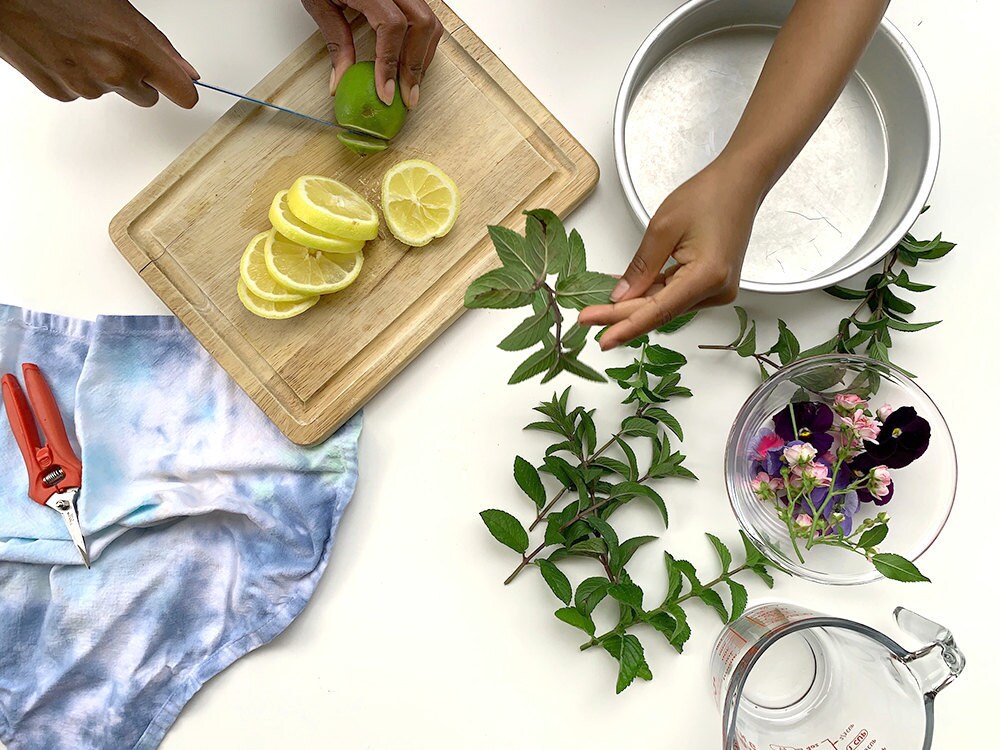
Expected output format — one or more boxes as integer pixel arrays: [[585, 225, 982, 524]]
[[335, 61, 407, 140], [337, 131, 389, 157]]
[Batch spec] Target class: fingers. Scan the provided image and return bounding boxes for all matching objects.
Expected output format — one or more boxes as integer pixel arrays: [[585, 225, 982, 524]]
[[587, 266, 713, 350], [0, 47, 76, 101], [114, 79, 160, 107], [611, 212, 683, 303], [358, 0, 408, 105], [301, 0, 356, 94], [394, 0, 443, 107], [131, 15, 198, 107]]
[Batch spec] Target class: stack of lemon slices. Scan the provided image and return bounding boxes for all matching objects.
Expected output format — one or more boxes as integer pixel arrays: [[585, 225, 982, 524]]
[[238, 175, 377, 319], [238, 161, 461, 320]]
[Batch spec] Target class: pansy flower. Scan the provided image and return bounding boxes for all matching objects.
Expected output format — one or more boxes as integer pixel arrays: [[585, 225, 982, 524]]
[[773, 402, 835, 455], [752, 431, 785, 461], [861, 406, 930, 469]]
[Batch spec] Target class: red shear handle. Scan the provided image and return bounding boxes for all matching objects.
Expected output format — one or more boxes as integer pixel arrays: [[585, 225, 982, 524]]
[[21, 364, 82, 488], [2, 373, 47, 502]]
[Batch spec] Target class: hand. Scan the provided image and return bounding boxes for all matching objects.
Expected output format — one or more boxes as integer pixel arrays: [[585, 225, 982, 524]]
[[579, 157, 764, 350], [302, 0, 444, 108], [0, 0, 198, 108]]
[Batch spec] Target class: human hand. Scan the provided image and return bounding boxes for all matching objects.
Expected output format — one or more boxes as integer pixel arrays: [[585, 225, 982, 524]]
[[302, 0, 444, 108], [578, 157, 765, 350], [0, 0, 198, 108]]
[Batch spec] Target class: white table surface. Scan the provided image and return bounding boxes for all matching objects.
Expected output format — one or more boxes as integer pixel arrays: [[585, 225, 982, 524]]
[[0, 1, 996, 747]]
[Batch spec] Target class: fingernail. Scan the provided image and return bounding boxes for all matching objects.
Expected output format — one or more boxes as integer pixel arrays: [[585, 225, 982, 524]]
[[611, 279, 630, 302], [379, 79, 395, 106], [329, 68, 337, 96], [600, 337, 616, 352], [408, 84, 419, 108]]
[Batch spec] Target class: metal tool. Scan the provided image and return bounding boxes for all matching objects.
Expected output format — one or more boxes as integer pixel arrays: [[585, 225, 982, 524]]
[[193, 80, 345, 130], [711, 603, 965, 750], [2, 363, 90, 567]]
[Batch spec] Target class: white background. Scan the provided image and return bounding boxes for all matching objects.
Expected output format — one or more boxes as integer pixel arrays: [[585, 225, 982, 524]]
[[0, 1, 996, 747]]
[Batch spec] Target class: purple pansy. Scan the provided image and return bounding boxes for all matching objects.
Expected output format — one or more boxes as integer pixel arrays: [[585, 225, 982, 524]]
[[773, 402, 835, 455], [860, 406, 930, 469]]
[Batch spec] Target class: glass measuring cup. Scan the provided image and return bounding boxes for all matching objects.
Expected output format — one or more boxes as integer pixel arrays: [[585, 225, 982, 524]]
[[711, 602, 964, 750]]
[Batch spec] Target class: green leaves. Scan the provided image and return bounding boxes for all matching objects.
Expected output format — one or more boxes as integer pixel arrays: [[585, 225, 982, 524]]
[[480, 510, 529, 553], [601, 634, 652, 693], [857, 524, 889, 550], [872, 553, 931, 583], [536, 559, 573, 604], [464, 266, 536, 309], [479, 328, 777, 695], [514, 456, 546, 510], [469, 210, 611, 384], [555, 271, 616, 310], [768, 320, 801, 365]]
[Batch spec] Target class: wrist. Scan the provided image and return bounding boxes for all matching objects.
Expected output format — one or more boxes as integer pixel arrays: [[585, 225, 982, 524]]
[[709, 147, 774, 210]]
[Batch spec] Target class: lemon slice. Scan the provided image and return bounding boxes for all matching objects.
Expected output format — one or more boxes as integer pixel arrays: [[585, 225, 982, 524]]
[[381, 159, 460, 248], [264, 231, 364, 295], [238, 279, 319, 320], [286, 175, 379, 241], [239, 231, 316, 302], [268, 191, 366, 254]]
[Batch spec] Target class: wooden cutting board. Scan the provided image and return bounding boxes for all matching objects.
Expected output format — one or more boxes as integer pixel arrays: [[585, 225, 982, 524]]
[[110, 0, 598, 445]]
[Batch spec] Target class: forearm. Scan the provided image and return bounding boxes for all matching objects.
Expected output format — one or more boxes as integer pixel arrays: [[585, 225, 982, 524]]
[[719, 0, 889, 198]]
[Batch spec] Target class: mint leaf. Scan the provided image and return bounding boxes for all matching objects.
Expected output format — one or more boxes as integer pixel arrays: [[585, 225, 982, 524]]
[[524, 209, 569, 275], [566, 538, 608, 557], [646, 347, 687, 369], [586, 516, 620, 556], [465, 266, 536, 309], [656, 311, 697, 334], [513, 456, 546, 510], [536, 558, 573, 604], [554, 271, 616, 310], [488, 224, 542, 279], [769, 320, 801, 364], [563, 228, 587, 279], [616, 536, 657, 572], [562, 355, 606, 382], [509, 347, 558, 384], [607, 581, 644, 611], [480, 509, 529, 553], [543, 517, 565, 546], [665, 604, 690, 652], [885, 319, 940, 332], [706, 533, 732, 572], [498, 303, 555, 351], [615, 437, 639, 481], [600, 633, 650, 693], [645, 611, 677, 640], [562, 322, 588, 352], [610, 482, 668, 529], [824, 285, 869, 300], [872, 553, 930, 583], [697, 589, 729, 623], [554, 607, 595, 636], [621, 416, 658, 438], [644, 407, 683, 440], [735, 322, 758, 357], [575, 577, 611, 615], [728, 307, 749, 347], [727, 580, 748, 620]]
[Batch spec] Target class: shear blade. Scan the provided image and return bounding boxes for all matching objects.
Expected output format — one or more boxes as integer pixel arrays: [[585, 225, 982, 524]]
[[46, 491, 91, 568]]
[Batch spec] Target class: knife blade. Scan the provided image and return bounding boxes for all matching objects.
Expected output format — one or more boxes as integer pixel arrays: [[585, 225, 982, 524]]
[[194, 80, 344, 130]]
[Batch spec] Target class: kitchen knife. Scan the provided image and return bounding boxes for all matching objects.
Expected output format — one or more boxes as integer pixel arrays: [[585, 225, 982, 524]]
[[194, 80, 344, 130]]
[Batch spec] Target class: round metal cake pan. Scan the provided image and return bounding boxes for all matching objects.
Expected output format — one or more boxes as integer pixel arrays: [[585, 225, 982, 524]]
[[613, 0, 940, 293]]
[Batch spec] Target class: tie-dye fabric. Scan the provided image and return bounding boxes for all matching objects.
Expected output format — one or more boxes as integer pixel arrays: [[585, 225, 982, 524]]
[[0, 304, 361, 749]]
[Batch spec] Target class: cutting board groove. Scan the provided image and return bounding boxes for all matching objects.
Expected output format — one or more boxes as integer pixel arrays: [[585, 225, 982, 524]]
[[110, 0, 598, 444]]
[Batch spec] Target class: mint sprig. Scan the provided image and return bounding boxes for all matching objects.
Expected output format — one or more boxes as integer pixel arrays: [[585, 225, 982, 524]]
[[465, 210, 614, 384], [478, 325, 776, 693]]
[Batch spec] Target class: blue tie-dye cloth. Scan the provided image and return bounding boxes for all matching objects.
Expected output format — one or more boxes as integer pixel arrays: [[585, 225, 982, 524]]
[[0, 304, 361, 749]]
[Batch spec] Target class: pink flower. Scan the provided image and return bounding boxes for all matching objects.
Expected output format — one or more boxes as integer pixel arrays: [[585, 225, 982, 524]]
[[877, 403, 894, 422], [834, 393, 867, 415], [783, 442, 817, 466], [869, 465, 892, 498], [753, 431, 785, 460], [840, 410, 881, 443], [798, 461, 831, 486], [794, 513, 813, 528], [750, 471, 783, 500]]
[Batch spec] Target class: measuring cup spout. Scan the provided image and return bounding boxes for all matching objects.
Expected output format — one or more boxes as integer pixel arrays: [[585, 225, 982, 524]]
[[895, 607, 966, 697]]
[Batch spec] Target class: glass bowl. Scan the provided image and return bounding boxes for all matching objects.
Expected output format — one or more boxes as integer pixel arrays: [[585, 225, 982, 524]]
[[725, 354, 957, 585]]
